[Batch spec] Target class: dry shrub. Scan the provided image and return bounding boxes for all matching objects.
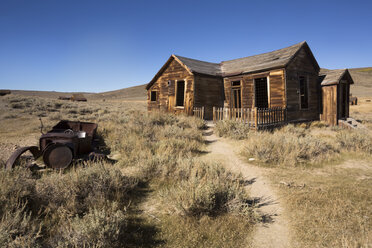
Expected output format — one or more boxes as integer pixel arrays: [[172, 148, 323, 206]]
[[217, 121, 372, 166], [55, 203, 127, 248], [0, 169, 41, 247], [160, 161, 254, 218], [101, 112, 205, 180], [215, 120, 252, 140], [0, 205, 42, 248], [337, 129, 372, 154], [0, 168, 36, 216], [36, 163, 137, 216], [241, 126, 338, 166], [0, 162, 136, 247]]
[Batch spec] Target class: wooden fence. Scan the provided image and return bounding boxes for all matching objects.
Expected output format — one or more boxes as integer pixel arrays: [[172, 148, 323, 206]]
[[213, 107, 287, 130], [193, 107, 204, 119]]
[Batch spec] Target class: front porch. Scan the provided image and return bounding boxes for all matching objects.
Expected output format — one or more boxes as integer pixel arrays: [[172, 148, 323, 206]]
[[210, 107, 287, 130]]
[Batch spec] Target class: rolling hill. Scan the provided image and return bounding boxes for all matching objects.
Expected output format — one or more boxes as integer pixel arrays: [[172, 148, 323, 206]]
[[348, 67, 372, 97], [4, 67, 372, 100], [7, 84, 147, 101], [87, 84, 146, 101]]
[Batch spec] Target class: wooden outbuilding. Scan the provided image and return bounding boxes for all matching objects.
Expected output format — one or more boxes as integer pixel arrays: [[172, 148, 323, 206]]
[[146, 41, 353, 127], [349, 94, 358, 105], [319, 69, 354, 125], [71, 94, 87, 102], [58, 96, 71, 100], [0, 90, 11, 96]]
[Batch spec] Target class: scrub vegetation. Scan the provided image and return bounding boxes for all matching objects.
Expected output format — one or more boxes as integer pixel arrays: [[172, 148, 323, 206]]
[[215, 112, 372, 247], [0, 95, 256, 247]]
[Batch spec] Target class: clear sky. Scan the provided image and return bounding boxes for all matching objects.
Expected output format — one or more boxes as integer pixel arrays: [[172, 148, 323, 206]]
[[0, 0, 371, 92]]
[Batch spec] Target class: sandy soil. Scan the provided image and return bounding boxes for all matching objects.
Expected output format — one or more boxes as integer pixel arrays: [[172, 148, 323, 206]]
[[202, 122, 291, 248]]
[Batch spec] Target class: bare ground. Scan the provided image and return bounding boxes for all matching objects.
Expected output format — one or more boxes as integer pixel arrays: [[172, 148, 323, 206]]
[[202, 122, 291, 248]]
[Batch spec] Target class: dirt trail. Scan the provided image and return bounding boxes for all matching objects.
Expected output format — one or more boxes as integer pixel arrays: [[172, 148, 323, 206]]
[[202, 122, 291, 248]]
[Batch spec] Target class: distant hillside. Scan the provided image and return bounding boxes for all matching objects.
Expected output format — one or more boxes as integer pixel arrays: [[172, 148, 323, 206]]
[[88, 84, 146, 101], [11, 90, 94, 99], [8, 84, 147, 101], [7, 67, 372, 100], [321, 67, 372, 98], [348, 67, 372, 97]]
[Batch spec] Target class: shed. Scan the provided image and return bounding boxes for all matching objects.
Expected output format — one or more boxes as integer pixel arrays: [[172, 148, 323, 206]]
[[71, 94, 87, 102], [349, 94, 358, 105], [58, 96, 71, 100], [319, 69, 354, 125], [0, 90, 11, 96]]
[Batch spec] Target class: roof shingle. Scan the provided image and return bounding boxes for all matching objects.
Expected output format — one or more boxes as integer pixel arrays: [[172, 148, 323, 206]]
[[319, 69, 354, 86]]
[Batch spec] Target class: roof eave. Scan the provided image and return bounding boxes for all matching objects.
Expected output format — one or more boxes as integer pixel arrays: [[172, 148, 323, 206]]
[[222, 65, 285, 77], [285, 41, 320, 71]]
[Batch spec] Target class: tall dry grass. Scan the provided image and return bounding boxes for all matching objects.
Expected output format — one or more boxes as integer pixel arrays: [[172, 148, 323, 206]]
[[215, 120, 372, 167], [216, 119, 372, 247], [0, 95, 256, 247]]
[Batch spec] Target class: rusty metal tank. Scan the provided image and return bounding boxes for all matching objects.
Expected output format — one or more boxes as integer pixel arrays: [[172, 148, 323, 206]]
[[6, 120, 98, 170]]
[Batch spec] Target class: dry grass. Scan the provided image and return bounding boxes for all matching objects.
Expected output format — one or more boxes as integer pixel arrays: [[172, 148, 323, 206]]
[[216, 120, 372, 167], [350, 97, 372, 130], [215, 117, 372, 247], [0, 95, 255, 247], [267, 162, 372, 247]]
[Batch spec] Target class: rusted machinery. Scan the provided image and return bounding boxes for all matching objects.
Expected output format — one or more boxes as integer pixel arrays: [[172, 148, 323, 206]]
[[6, 120, 104, 170]]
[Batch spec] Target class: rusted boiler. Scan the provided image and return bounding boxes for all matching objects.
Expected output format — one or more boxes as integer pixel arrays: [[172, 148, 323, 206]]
[[6, 120, 100, 170]]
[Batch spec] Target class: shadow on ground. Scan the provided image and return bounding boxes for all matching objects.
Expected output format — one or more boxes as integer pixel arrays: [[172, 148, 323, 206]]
[[124, 181, 165, 247]]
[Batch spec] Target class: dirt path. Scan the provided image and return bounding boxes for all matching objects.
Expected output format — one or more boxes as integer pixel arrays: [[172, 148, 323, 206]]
[[202, 122, 291, 248]]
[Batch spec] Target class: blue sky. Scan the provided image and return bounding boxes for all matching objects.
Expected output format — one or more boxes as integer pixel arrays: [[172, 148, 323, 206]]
[[0, 0, 371, 92]]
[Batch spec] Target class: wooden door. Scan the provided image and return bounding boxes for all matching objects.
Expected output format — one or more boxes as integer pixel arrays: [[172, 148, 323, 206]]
[[338, 83, 347, 119], [321, 86, 337, 125], [231, 88, 241, 108]]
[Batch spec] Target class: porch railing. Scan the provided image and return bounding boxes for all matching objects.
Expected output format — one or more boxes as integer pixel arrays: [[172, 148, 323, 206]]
[[213, 107, 287, 129], [193, 107, 204, 119]]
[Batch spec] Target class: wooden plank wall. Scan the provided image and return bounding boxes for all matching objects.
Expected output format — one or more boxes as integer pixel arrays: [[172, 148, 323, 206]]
[[224, 69, 285, 109], [320, 85, 337, 126], [147, 58, 194, 115], [194, 74, 224, 119], [285, 46, 320, 122]]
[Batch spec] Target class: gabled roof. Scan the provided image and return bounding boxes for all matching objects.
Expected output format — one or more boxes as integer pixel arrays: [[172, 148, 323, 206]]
[[175, 55, 222, 76], [319, 69, 354, 86], [221, 41, 319, 76], [146, 41, 319, 90]]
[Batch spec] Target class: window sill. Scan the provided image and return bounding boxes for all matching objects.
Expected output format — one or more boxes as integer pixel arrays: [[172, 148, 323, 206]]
[[175, 106, 185, 109]]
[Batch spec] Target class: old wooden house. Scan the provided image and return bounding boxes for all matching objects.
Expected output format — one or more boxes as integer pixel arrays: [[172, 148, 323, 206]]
[[146, 41, 353, 127], [71, 94, 87, 102]]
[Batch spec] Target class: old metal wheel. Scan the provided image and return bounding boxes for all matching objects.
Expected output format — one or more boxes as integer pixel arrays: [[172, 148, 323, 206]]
[[43, 143, 73, 169]]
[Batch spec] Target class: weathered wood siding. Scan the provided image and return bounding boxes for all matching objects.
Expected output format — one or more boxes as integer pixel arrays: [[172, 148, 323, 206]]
[[223, 69, 285, 109], [285, 47, 320, 121], [320, 85, 337, 125], [147, 58, 194, 115], [194, 74, 224, 119]]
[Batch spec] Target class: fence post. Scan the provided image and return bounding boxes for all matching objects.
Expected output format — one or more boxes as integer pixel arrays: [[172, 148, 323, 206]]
[[254, 107, 258, 130], [213, 107, 215, 122]]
